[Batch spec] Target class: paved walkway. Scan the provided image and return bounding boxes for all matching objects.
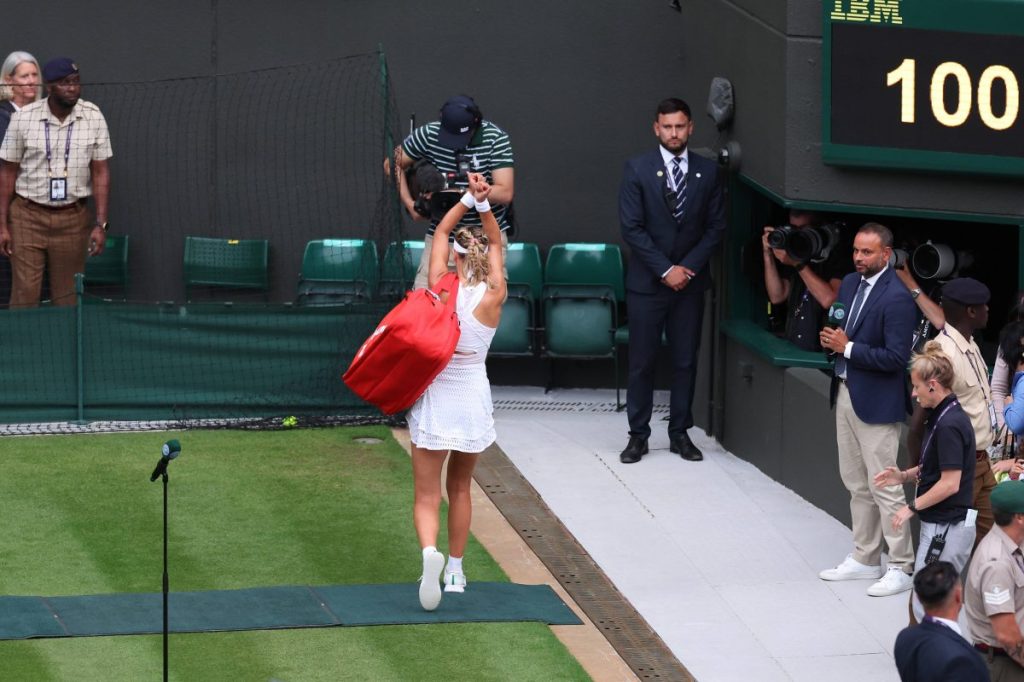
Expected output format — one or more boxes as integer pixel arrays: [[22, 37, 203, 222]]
[[491, 386, 909, 682]]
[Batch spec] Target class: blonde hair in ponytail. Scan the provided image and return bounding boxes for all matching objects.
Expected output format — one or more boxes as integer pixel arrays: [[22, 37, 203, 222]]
[[910, 340, 955, 389], [453, 226, 490, 286]]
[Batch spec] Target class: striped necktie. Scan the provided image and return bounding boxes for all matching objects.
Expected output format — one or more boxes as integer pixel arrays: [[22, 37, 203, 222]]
[[671, 157, 687, 222]]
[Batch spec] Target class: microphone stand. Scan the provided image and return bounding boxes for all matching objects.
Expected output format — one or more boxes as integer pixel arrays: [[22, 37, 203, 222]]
[[161, 470, 169, 682]]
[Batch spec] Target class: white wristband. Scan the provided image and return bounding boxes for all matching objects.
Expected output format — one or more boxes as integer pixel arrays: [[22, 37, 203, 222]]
[[475, 199, 491, 213], [460, 192, 475, 208]]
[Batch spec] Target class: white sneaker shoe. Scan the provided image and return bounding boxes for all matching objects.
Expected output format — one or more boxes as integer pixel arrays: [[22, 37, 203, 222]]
[[443, 571, 467, 593], [818, 554, 884, 581], [867, 566, 914, 597], [418, 549, 445, 611]]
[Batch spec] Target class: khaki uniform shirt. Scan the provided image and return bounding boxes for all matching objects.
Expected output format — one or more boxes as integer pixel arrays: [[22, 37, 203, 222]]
[[0, 98, 112, 206], [965, 524, 1024, 645], [937, 326, 996, 451]]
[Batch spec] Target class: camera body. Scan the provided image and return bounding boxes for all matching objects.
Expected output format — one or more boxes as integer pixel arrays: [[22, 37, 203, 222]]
[[409, 159, 466, 221], [767, 222, 843, 264], [445, 152, 472, 188]]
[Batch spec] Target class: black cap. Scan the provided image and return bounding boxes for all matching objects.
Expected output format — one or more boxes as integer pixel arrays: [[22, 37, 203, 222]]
[[942, 277, 990, 306], [42, 57, 78, 83], [437, 95, 480, 150]]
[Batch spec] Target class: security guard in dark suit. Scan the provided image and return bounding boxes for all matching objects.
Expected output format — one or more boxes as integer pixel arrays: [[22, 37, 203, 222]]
[[618, 97, 726, 464], [894, 561, 989, 681]]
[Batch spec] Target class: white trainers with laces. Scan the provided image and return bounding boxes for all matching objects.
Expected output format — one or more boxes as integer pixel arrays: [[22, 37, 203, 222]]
[[818, 554, 884, 581], [418, 549, 445, 611], [867, 566, 914, 597], [443, 571, 467, 593]]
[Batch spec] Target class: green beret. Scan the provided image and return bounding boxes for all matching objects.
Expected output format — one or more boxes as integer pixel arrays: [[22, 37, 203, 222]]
[[991, 481, 1024, 513]]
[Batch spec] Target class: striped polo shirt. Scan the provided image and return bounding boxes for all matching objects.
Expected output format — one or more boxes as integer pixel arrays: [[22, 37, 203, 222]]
[[402, 120, 513, 232]]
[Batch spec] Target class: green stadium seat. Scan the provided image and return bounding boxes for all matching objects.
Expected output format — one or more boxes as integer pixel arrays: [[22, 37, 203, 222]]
[[491, 242, 542, 356], [296, 238, 378, 306], [184, 236, 270, 302], [84, 233, 129, 300], [541, 243, 624, 404], [379, 240, 424, 298]]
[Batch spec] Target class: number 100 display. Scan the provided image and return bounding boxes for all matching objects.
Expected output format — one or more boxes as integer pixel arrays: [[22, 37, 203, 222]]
[[887, 59, 1019, 131]]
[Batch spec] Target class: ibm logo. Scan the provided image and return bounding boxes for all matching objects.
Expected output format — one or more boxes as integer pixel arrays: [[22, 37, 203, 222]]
[[830, 0, 903, 25]]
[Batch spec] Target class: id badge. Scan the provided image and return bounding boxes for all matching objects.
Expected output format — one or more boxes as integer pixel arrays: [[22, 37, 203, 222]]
[[49, 177, 67, 202], [988, 402, 999, 432]]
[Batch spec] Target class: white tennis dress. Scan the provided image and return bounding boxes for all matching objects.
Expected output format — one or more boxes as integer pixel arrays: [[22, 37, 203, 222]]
[[407, 281, 497, 453]]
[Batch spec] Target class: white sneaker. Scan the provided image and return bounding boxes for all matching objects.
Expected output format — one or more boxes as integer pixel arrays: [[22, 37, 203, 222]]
[[443, 571, 467, 593], [418, 549, 445, 611], [818, 554, 884, 581], [867, 566, 914, 597]]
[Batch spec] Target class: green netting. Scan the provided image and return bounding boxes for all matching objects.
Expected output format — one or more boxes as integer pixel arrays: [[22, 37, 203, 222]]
[[0, 51, 413, 430], [1, 299, 394, 425]]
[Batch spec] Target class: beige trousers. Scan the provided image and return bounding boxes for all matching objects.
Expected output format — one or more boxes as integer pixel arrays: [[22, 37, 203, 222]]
[[836, 383, 915, 569]]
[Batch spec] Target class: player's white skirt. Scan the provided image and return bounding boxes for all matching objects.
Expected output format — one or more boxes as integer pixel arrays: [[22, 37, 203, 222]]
[[407, 361, 495, 453]]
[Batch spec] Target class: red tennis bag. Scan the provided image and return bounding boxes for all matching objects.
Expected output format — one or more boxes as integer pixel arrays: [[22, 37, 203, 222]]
[[342, 272, 461, 414]]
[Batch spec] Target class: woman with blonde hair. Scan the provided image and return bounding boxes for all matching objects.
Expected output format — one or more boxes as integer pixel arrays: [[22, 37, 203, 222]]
[[407, 171, 507, 611], [875, 341, 977, 620]]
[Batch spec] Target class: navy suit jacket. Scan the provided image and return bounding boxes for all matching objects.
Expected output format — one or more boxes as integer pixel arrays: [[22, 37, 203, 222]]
[[832, 267, 917, 424], [619, 149, 725, 295], [894, 620, 990, 682]]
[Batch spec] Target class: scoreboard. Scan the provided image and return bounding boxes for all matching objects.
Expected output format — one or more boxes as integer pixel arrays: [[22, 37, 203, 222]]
[[823, 0, 1024, 177]]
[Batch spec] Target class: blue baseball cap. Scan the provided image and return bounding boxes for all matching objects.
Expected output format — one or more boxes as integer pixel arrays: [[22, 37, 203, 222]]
[[42, 57, 78, 83], [437, 95, 480, 150], [942, 278, 990, 306]]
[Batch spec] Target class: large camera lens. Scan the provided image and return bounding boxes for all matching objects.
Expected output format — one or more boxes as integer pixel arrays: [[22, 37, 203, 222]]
[[785, 223, 840, 264], [912, 242, 956, 280], [786, 230, 819, 262], [766, 226, 790, 249]]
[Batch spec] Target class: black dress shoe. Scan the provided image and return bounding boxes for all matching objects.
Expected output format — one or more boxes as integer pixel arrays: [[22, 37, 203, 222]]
[[670, 433, 703, 461], [620, 436, 648, 464]]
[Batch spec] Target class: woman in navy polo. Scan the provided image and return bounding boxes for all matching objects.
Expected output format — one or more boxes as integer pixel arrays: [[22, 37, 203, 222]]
[[875, 341, 976, 621]]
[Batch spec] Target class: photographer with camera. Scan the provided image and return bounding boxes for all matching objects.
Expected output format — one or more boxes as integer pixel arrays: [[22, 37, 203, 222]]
[[384, 95, 514, 289], [762, 210, 845, 351]]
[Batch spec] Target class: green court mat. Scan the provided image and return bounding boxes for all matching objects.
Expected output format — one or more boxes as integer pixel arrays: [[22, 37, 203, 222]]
[[0, 583, 581, 640]]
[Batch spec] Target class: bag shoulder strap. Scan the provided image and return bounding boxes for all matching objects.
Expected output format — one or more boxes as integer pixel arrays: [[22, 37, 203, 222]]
[[431, 271, 460, 314]]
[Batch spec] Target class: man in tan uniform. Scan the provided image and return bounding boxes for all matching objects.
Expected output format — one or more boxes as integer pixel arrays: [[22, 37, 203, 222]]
[[966, 481, 1024, 680], [0, 57, 111, 308]]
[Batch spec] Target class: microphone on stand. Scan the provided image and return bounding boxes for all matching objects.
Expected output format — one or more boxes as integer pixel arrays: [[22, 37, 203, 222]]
[[150, 440, 181, 482]]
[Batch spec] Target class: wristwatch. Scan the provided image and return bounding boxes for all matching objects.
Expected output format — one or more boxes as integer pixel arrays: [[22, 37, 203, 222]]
[[94, 221, 109, 232], [910, 288, 922, 300]]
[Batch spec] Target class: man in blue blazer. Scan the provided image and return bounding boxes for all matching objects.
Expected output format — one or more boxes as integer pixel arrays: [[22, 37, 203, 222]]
[[819, 222, 918, 597], [894, 561, 990, 681], [618, 98, 725, 464]]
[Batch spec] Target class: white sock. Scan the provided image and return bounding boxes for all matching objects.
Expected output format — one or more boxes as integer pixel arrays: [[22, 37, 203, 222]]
[[447, 555, 463, 574], [422, 545, 438, 558]]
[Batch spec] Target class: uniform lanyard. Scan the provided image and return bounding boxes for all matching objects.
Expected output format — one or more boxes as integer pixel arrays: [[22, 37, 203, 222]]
[[43, 121, 74, 178], [941, 328, 997, 435], [917, 398, 959, 484], [941, 329, 993, 401]]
